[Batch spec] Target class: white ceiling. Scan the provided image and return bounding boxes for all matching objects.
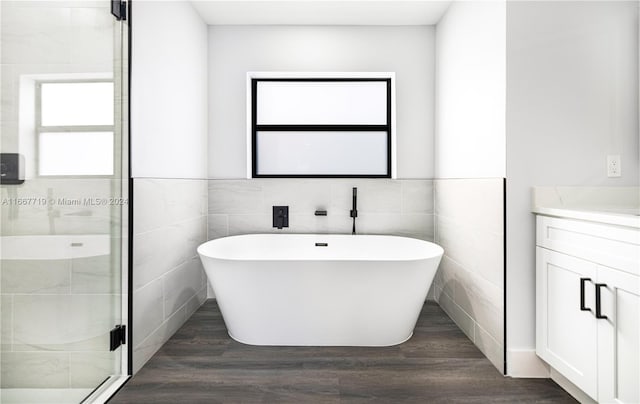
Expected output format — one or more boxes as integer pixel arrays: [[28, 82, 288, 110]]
[[190, 1, 453, 25]]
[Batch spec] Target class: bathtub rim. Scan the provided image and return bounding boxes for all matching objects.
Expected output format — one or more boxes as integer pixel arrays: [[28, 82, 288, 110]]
[[197, 233, 444, 262]]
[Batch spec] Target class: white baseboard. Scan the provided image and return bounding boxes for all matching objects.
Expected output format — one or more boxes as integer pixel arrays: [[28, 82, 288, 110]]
[[507, 350, 595, 402], [507, 349, 550, 378], [550, 368, 597, 404]]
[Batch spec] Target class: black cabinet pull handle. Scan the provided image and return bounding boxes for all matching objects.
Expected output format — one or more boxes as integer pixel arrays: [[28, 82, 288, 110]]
[[595, 283, 608, 320], [580, 277, 591, 311]]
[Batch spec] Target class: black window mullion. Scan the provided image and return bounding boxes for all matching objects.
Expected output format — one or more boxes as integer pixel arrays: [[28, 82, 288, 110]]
[[386, 79, 392, 178], [251, 79, 258, 178], [255, 124, 389, 132], [256, 78, 390, 83]]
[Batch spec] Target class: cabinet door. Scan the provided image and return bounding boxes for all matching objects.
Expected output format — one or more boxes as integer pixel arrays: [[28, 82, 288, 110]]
[[597, 266, 640, 404], [536, 247, 598, 400]]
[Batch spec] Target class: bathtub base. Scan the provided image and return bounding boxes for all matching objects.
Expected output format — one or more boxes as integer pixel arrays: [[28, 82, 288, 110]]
[[226, 330, 415, 347], [206, 258, 439, 347], [198, 234, 444, 347]]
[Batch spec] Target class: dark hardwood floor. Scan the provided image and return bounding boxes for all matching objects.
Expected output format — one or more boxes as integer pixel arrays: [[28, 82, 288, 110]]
[[110, 300, 576, 403]]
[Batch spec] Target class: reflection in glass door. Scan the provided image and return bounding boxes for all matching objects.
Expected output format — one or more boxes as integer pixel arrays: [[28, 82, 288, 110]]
[[0, 1, 129, 402]]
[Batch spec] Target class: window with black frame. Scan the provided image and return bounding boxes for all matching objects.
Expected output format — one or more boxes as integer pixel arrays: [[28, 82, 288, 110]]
[[250, 77, 393, 178]]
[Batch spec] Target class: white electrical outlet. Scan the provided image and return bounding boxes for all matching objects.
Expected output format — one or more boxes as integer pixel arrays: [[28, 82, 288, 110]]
[[607, 155, 621, 177]]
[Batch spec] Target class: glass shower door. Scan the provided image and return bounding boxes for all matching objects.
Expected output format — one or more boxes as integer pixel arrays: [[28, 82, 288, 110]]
[[0, 1, 129, 402]]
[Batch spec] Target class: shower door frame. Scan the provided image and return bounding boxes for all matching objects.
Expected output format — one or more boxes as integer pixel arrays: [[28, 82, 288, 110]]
[[79, 0, 133, 401]]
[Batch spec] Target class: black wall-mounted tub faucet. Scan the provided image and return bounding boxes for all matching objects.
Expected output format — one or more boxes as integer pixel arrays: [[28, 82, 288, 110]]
[[273, 206, 289, 229], [350, 187, 358, 235]]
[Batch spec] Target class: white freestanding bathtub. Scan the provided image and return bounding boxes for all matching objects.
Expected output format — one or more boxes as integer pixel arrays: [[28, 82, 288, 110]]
[[197, 234, 444, 347]]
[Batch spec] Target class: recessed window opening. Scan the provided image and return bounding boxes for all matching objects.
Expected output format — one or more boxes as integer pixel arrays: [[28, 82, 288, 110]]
[[249, 75, 394, 178], [37, 80, 115, 176]]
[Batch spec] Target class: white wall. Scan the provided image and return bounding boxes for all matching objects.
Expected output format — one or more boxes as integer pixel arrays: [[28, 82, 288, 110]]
[[435, 1, 506, 179], [506, 0, 639, 367], [131, 1, 208, 179], [208, 25, 435, 179]]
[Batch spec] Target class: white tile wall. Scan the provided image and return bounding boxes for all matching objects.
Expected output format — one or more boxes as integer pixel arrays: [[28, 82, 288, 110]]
[[132, 178, 208, 374], [475, 322, 504, 373], [71, 254, 115, 294], [1, 259, 71, 294], [131, 299, 187, 374], [0, 349, 118, 390], [433, 178, 505, 373], [69, 351, 117, 388], [207, 214, 228, 240], [402, 180, 435, 213], [207, 179, 434, 242], [0, 179, 115, 237], [12, 294, 112, 352], [69, 7, 113, 66], [1, 296, 12, 352], [133, 216, 207, 291], [1, 6, 72, 65], [132, 279, 163, 348], [132, 286, 207, 375], [1, 352, 70, 389], [163, 257, 206, 316]]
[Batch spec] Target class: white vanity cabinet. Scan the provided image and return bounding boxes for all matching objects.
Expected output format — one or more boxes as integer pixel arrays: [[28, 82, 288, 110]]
[[536, 247, 599, 398], [536, 215, 640, 403], [596, 265, 640, 404]]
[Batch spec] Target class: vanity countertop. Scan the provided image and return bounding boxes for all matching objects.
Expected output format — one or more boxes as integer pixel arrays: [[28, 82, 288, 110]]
[[532, 206, 640, 229], [532, 186, 640, 229]]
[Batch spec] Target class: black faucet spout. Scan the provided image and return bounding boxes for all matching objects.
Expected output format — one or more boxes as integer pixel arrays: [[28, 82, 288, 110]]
[[350, 187, 358, 235]]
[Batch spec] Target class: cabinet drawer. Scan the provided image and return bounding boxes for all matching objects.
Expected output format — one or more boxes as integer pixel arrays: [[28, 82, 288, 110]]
[[536, 215, 640, 277]]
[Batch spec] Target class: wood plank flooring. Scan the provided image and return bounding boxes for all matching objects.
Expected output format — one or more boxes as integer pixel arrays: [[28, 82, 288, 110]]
[[110, 300, 576, 403]]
